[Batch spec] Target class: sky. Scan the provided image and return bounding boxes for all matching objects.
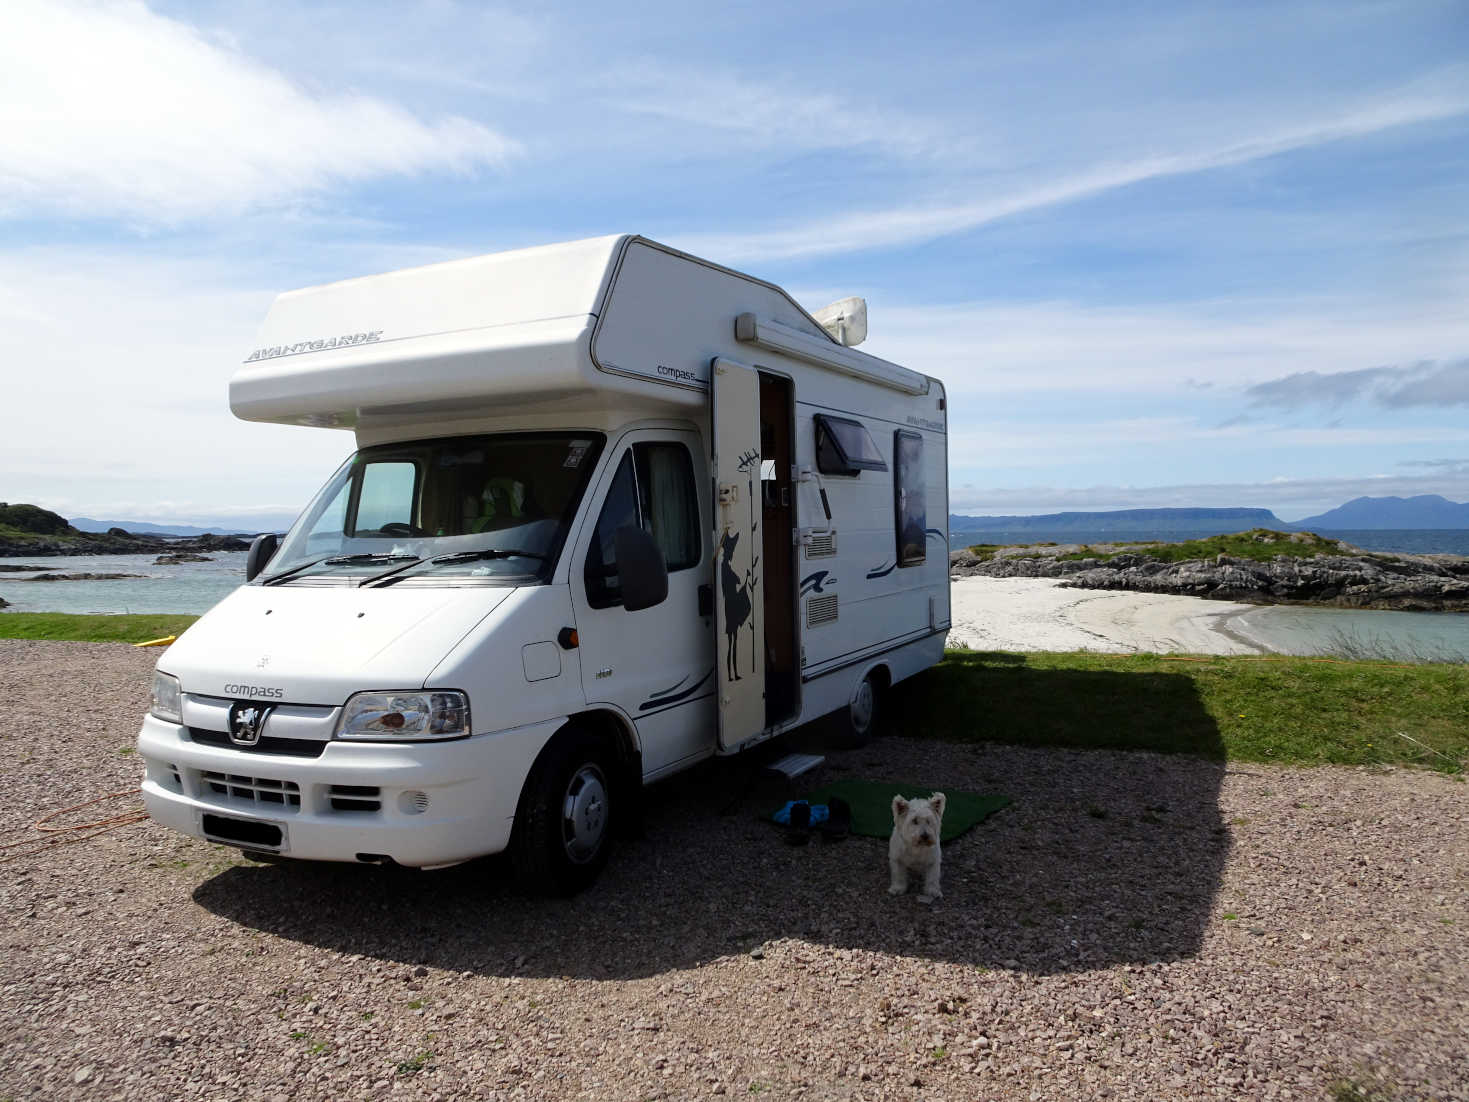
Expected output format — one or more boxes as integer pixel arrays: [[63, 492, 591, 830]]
[[3, 0, 1468, 526]]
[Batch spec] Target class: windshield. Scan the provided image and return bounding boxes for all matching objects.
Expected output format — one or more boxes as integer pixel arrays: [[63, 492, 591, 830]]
[[263, 432, 605, 586]]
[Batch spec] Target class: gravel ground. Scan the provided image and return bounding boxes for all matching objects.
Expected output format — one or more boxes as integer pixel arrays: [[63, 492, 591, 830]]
[[1, 640, 1466, 1101]]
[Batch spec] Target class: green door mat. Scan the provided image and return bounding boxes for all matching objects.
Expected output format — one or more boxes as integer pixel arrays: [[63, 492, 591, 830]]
[[769, 779, 1010, 842]]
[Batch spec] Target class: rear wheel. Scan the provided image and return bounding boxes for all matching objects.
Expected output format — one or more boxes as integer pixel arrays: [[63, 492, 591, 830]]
[[829, 670, 882, 748], [828, 672, 881, 752], [511, 727, 615, 896]]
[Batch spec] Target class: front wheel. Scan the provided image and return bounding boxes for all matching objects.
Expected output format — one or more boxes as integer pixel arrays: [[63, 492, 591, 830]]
[[829, 670, 882, 748], [510, 728, 615, 896]]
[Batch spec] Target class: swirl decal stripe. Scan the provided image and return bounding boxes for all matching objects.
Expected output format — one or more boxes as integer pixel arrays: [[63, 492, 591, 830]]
[[638, 668, 715, 711]]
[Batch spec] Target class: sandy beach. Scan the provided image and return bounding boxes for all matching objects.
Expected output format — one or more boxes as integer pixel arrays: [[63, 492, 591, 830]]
[[948, 575, 1265, 654]]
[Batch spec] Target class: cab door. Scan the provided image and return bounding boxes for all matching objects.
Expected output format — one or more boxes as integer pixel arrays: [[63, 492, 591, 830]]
[[711, 357, 766, 751], [570, 428, 714, 776]]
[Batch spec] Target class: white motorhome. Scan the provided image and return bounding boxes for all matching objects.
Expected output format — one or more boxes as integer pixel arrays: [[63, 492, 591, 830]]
[[137, 235, 950, 893]]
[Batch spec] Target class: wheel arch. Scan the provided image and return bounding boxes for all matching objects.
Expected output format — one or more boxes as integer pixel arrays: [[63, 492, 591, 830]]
[[516, 707, 642, 803], [855, 659, 892, 698], [569, 706, 641, 774]]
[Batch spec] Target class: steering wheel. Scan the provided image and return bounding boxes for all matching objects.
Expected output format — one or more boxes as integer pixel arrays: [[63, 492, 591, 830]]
[[378, 522, 423, 536]]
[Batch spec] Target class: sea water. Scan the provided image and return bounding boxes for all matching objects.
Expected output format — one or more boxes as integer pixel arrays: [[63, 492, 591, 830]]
[[0, 552, 248, 615], [1228, 605, 1469, 662]]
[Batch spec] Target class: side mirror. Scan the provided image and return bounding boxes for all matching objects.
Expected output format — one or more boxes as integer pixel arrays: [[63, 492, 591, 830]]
[[245, 533, 280, 582], [614, 525, 668, 612]]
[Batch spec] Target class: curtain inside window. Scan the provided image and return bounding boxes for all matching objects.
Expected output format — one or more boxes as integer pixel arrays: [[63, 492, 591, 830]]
[[642, 445, 700, 569]]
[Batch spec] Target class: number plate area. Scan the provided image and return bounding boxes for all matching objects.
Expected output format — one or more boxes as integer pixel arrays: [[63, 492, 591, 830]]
[[199, 812, 286, 851]]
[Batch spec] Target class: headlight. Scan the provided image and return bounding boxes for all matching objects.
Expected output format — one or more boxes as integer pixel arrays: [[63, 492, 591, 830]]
[[336, 691, 470, 741], [150, 671, 182, 724]]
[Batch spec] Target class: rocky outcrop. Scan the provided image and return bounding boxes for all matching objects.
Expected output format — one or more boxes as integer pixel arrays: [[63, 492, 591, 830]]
[[154, 553, 213, 565], [950, 546, 1469, 612], [13, 572, 146, 582], [0, 500, 255, 557], [0, 533, 250, 557], [190, 534, 250, 552]]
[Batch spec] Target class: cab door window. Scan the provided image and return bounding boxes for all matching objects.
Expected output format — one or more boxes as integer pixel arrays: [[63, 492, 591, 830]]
[[585, 443, 700, 608]]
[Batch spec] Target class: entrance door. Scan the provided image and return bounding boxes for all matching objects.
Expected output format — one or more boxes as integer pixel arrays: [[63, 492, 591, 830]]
[[711, 357, 765, 751], [759, 372, 798, 726]]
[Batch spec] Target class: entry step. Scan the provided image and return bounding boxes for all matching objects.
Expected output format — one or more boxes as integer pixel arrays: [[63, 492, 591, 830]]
[[763, 752, 825, 780]]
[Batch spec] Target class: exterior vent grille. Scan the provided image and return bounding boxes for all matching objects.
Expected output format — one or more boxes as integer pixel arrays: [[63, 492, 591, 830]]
[[329, 785, 382, 813], [804, 531, 837, 558], [806, 593, 839, 627], [200, 771, 300, 809]]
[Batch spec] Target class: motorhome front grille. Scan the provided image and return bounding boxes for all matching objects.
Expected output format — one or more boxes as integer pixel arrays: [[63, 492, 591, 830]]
[[188, 727, 328, 758], [804, 531, 837, 557], [806, 593, 839, 627], [329, 785, 382, 813], [200, 771, 301, 809]]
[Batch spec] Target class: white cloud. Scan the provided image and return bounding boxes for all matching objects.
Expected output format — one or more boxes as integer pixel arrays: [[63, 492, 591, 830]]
[[0, 0, 518, 222], [862, 297, 1469, 398], [599, 66, 947, 159], [0, 249, 354, 514], [943, 416, 1469, 471], [673, 73, 1469, 263]]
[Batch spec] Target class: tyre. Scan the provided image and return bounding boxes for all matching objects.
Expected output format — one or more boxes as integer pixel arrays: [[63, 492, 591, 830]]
[[510, 726, 615, 896], [829, 670, 882, 748]]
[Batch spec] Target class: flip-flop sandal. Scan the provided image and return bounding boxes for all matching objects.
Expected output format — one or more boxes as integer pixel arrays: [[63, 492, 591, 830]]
[[819, 796, 851, 842], [784, 801, 812, 845]]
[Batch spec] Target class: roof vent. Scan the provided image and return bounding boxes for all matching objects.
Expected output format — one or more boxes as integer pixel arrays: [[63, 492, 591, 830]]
[[812, 297, 868, 347]]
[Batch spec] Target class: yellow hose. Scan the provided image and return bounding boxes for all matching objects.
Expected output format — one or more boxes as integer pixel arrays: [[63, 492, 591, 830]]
[[132, 635, 176, 648]]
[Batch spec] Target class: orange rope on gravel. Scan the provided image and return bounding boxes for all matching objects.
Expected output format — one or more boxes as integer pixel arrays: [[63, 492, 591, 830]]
[[0, 791, 149, 865]]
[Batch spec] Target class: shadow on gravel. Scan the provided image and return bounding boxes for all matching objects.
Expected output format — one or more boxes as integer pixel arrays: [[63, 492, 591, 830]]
[[193, 662, 1228, 980]]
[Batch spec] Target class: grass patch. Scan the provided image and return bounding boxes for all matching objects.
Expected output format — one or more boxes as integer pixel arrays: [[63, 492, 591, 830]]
[[396, 1051, 433, 1076], [965, 541, 1059, 558], [898, 650, 1469, 773], [1065, 528, 1346, 564], [0, 612, 198, 643], [1328, 1072, 1401, 1101]]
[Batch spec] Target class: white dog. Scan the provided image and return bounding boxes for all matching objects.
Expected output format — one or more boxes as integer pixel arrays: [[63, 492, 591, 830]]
[[888, 792, 946, 902]]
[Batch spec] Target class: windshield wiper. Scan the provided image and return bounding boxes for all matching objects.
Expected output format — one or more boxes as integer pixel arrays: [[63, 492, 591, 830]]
[[324, 553, 420, 565], [262, 553, 420, 587], [352, 554, 429, 586], [260, 556, 333, 586], [366, 547, 548, 587], [427, 548, 549, 565]]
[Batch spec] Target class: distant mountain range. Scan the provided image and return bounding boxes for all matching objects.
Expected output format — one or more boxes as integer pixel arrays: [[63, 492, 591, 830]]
[[69, 515, 297, 537], [1292, 495, 1469, 530], [948, 507, 1286, 534], [949, 497, 1469, 534]]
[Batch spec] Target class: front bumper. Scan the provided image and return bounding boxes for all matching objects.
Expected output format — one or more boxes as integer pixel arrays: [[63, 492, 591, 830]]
[[137, 713, 562, 866]]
